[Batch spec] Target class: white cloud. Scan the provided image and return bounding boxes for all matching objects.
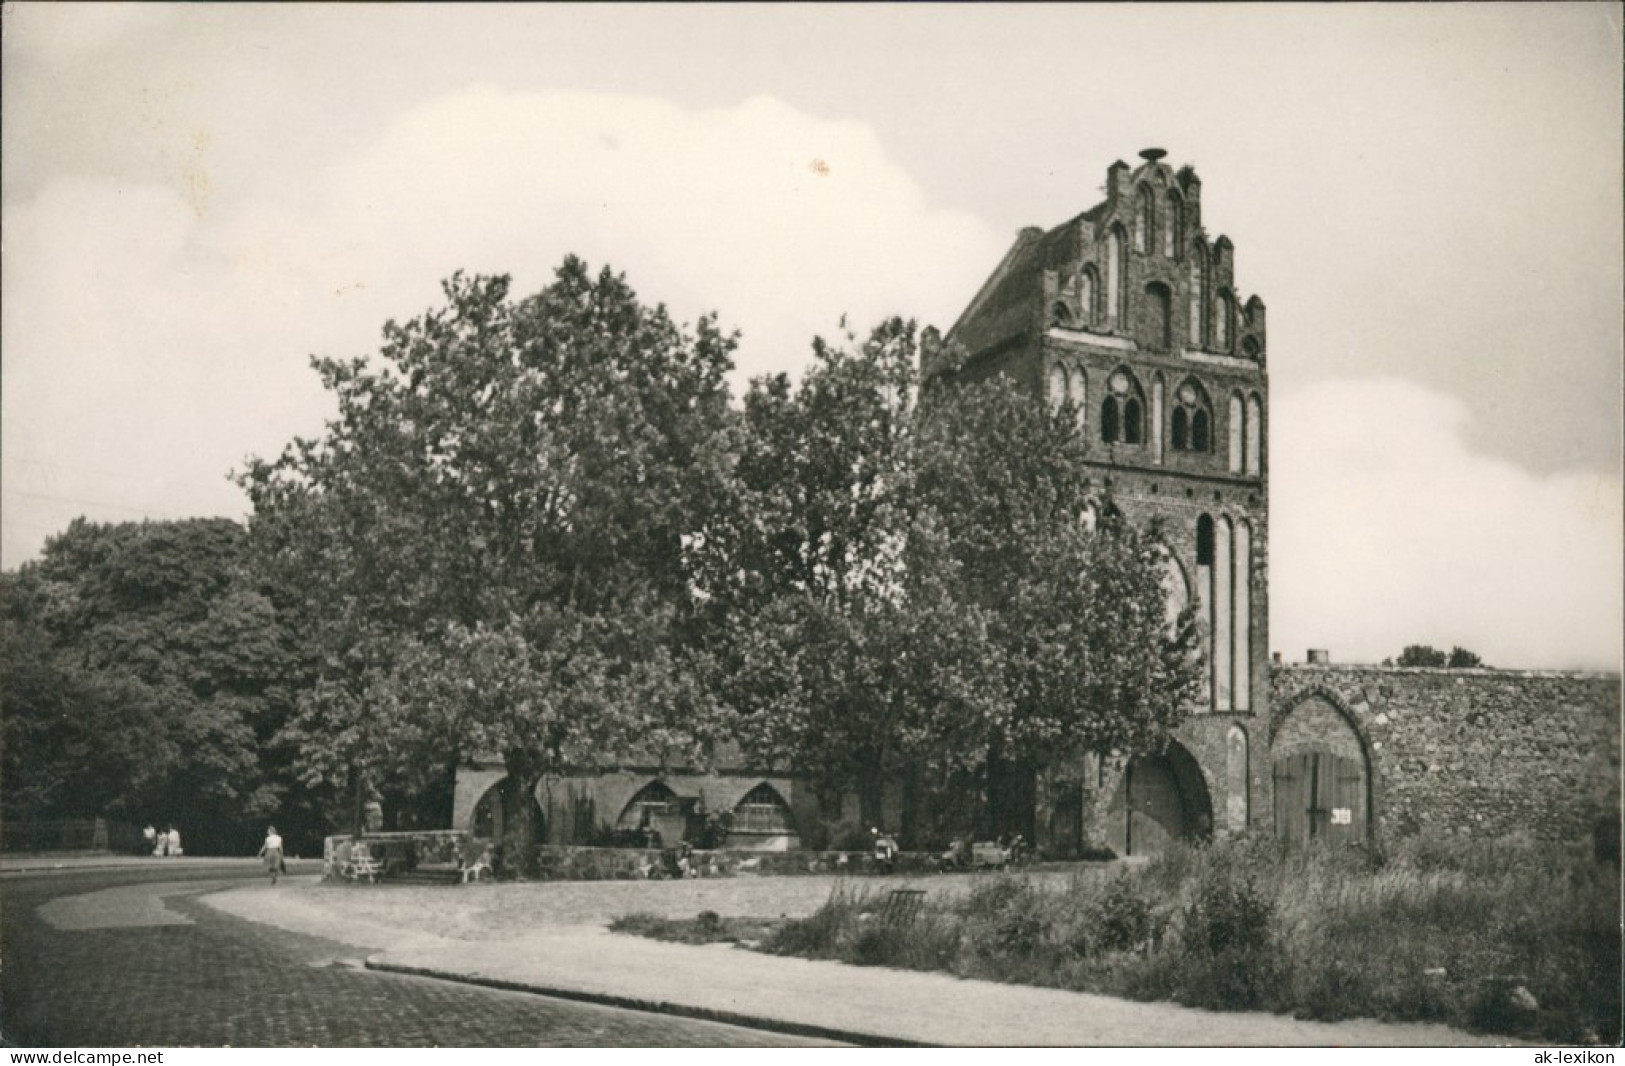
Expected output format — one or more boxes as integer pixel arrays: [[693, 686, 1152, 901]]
[[1270, 379, 1622, 670], [2, 88, 1005, 567]]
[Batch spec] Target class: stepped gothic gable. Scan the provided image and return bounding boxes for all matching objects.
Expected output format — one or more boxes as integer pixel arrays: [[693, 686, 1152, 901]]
[[928, 148, 1271, 857]]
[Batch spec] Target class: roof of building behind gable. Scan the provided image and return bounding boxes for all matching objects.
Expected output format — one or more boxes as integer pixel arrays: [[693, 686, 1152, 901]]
[[945, 203, 1104, 364]]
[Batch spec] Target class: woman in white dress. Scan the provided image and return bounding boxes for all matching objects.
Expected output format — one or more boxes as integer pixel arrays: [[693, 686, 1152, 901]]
[[258, 826, 284, 884]]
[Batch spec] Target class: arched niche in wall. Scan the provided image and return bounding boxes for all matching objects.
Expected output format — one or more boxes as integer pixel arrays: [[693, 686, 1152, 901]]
[[1232, 519, 1252, 712], [1104, 740, 1214, 857], [1245, 393, 1263, 476], [1048, 363, 1069, 413], [1227, 393, 1244, 473], [1157, 545, 1191, 638], [1226, 725, 1249, 832], [1143, 281, 1173, 351], [1067, 367, 1087, 431]]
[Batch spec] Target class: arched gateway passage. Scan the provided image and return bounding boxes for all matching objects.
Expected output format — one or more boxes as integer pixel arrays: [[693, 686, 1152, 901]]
[[1271, 694, 1371, 846], [1105, 741, 1213, 857]]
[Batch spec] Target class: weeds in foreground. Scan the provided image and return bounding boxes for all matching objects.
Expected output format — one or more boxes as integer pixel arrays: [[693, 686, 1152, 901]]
[[736, 837, 1621, 1044], [607, 909, 780, 946]]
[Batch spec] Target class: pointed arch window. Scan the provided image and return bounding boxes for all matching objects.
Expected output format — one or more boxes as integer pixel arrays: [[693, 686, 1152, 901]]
[[1171, 379, 1212, 452], [1195, 515, 1217, 713], [617, 781, 678, 829], [1101, 369, 1145, 446], [1080, 267, 1098, 326], [733, 783, 794, 835], [1125, 396, 1143, 444]]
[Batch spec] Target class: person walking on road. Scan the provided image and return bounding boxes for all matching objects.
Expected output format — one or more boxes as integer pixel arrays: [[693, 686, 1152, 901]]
[[258, 826, 285, 884]]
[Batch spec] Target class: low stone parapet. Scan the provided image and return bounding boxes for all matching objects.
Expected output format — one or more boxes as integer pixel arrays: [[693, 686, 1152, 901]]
[[323, 836, 942, 882], [323, 830, 489, 882], [523, 845, 941, 880]]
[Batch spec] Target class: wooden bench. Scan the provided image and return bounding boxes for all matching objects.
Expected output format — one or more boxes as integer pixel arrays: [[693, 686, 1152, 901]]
[[882, 889, 927, 927], [342, 845, 383, 883]]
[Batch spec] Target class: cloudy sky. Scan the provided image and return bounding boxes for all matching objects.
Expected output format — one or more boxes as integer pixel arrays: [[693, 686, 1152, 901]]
[[3, 3, 1620, 670]]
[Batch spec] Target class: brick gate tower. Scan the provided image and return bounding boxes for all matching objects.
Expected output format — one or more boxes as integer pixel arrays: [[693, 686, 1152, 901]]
[[925, 149, 1269, 857]]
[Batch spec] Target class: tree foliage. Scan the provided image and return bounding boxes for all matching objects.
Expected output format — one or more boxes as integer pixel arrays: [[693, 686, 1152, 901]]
[[0, 518, 298, 852], [1390, 644, 1486, 669], [918, 374, 1203, 762], [12, 262, 1215, 858], [688, 318, 994, 826], [691, 323, 1202, 838], [238, 259, 738, 864]]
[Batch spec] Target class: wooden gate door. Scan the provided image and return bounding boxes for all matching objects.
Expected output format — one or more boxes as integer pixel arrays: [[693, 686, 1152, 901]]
[[1123, 756, 1186, 856], [1273, 751, 1366, 846]]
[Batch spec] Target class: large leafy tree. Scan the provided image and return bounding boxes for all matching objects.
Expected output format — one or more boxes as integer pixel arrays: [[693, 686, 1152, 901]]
[[689, 319, 1002, 832], [694, 326, 1200, 842], [917, 374, 1204, 835], [239, 259, 737, 866], [0, 518, 297, 853]]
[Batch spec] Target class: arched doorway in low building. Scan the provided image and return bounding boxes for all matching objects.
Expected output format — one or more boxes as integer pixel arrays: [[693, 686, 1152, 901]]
[[729, 782, 798, 851], [472, 779, 546, 845], [1104, 740, 1214, 857], [616, 780, 689, 846]]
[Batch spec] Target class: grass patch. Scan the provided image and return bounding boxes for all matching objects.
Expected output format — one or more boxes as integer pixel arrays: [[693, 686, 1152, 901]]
[[608, 909, 782, 946], [742, 835, 1621, 1044]]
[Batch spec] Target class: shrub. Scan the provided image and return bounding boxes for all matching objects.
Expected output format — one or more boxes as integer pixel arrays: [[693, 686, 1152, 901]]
[[1181, 864, 1273, 956], [960, 877, 1048, 958], [763, 882, 870, 959], [849, 920, 908, 967], [1089, 873, 1162, 954]]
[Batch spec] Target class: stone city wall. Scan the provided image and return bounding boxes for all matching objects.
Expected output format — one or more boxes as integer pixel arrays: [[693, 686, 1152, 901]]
[[1271, 664, 1620, 843]]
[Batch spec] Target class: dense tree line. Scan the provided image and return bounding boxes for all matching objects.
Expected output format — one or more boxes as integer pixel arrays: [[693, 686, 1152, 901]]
[[1385, 645, 1485, 668], [0, 518, 319, 853], [7, 258, 1201, 862]]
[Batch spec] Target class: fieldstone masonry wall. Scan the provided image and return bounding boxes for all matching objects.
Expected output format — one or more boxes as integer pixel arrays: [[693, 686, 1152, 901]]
[[1272, 665, 1620, 843]]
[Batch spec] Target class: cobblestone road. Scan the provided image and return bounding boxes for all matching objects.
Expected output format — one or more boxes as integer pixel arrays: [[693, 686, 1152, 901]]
[[1, 868, 829, 1047]]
